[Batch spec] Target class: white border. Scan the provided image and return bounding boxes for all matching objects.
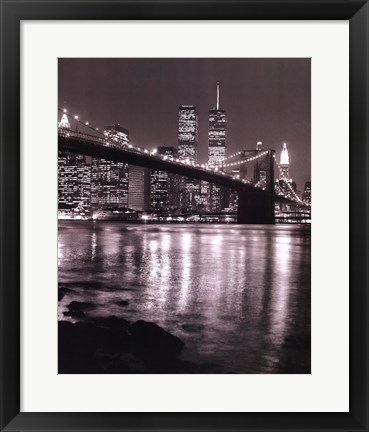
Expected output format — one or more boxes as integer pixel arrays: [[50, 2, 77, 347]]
[[21, 21, 349, 412]]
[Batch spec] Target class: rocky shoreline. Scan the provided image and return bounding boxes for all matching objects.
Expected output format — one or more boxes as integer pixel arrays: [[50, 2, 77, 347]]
[[59, 299, 211, 374]]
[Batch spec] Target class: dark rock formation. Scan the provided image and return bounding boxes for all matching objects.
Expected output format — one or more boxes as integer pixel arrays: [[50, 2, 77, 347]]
[[58, 316, 194, 374], [131, 320, 184, 359]]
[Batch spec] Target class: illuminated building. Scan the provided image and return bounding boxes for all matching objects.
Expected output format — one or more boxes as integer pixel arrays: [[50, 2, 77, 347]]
[[150, 147, 180, 213], [208, 82, 227, 211], [128, 166, 151, 211], [302, 181, 311, 204], [58, 112, 91, 212], [280, 142, 289, 179], [91, 125, 129, 208], [208, 83, 227, 164], [178, 105, 200, 212], [104, 124, 129, 146], [58, 112, 70, 130], [58, 152, 91, 209], [178, 105, 198, 161]]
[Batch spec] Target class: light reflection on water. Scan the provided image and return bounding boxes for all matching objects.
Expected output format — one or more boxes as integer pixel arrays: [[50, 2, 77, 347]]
[[58, 222, 311, 373]]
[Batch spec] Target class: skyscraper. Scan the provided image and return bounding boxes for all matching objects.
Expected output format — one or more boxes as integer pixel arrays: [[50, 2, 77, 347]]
[[128, 166, 151, 212], [58, 153, 91, 208], [178, 105, 200, 212], [58, 112, 91, 213], [178, 106, 198, 161], [58, 112, 70, 130], [280, 142, 290, 179], [91, 125, 129, 209], [208, 83, 227, 211], [150, 146, 179, 213], [208, 83, 227, 164]]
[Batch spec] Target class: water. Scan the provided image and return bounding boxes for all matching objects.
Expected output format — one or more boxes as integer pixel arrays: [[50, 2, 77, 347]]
[[58, 222, 311, 373]]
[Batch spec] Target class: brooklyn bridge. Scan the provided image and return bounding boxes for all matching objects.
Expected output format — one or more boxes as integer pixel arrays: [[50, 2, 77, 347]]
[[58, 112, 310, 224]]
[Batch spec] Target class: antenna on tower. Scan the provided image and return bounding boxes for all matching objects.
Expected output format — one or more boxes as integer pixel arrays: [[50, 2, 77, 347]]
[[216, 82, 220, 110]]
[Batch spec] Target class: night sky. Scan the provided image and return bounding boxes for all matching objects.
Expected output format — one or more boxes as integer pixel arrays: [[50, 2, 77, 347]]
[[58, 58, 310, 191]]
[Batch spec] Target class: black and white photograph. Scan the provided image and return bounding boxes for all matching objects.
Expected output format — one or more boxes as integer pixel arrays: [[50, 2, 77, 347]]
[[57, 58, 311, 374]]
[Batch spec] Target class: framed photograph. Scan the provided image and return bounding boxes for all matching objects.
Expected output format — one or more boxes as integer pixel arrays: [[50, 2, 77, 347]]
[[0, 1, 368, 431]]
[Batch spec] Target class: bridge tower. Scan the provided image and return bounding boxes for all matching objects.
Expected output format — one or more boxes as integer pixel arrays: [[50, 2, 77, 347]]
[[237, 187, 275, 224], [238, 148, 275, 224]]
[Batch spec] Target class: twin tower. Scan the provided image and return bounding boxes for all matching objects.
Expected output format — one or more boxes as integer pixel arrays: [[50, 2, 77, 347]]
[[177, 82, 290, 181], [177, 82, 226, 165]]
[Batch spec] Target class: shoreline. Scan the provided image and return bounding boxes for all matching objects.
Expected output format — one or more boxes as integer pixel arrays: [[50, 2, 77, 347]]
[[58, 299, 220, 374]]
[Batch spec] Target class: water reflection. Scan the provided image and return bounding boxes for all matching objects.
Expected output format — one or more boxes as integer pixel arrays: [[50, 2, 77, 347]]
[[58, 222, 311, 373]]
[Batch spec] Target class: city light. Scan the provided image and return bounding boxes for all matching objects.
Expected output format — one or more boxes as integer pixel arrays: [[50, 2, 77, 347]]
[[57, 106, 310, 221]]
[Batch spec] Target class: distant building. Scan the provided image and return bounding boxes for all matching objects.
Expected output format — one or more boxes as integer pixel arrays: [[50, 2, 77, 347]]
[[178, 105, 198, 161], [58, 153, 91, 208], [150, 146, 180, 213], [208, 83, 227, 165], [104, 124, 129, 147], [302, 181, 311, 204], [91, 125, 129, 209], [178, 105, 200, 212], [208, 83, 227, 211], [128, 166, 151, 211], [58, 112, 70, 130], [58, 112, 91, 212], [279, 142, 289, 180]]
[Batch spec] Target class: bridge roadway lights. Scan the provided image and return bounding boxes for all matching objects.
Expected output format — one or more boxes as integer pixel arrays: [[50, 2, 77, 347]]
[[237, 189, 275, 224]]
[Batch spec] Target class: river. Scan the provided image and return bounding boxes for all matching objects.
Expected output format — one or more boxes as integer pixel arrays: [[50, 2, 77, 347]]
[[58, 222, 311, 373]]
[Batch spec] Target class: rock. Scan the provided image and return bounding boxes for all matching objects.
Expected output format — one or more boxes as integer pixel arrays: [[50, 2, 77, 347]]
[[98, 315, 130, 331], [58, 321, 102, 373], [118, 300, 129, 307], [131, 320, 184, 359]]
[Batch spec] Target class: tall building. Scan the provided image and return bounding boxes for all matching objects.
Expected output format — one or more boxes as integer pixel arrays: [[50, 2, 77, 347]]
[[178, 105, 200, 212], [58, 153, 91, 208], [178, 105, 198, 161], [58, 112, 70, 130], [208, 83, 227, 164], [128, 166, 151, 212], [58, 112, 91, 212], [150, 146, 179, 213], [208, 83, 227, 211], [302, 181, 311, 204], [280, 142, 289, 179], [91, 125, 129, 209]]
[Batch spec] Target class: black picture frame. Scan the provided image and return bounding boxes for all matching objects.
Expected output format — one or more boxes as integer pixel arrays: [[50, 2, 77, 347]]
[[1, 1, 368, 431]]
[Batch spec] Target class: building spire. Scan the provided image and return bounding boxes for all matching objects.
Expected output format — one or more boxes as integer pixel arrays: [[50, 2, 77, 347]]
[[216, 82, 220, 110], [58, 112, 70, 129], [280, 142, 289, 165]]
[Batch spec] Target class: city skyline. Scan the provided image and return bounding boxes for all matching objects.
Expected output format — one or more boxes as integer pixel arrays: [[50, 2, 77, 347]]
[[58, 58, 311, 191]]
